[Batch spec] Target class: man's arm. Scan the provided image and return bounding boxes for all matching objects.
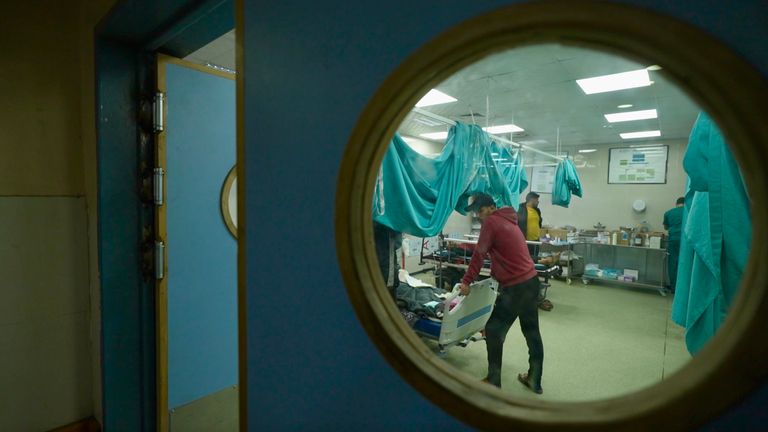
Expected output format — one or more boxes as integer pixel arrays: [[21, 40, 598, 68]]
[[538, 208, 543, 228], [460, 221, 494, 294]]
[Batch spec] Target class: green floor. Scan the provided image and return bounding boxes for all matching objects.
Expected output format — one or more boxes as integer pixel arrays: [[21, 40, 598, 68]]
[[418, 277, 691, 402]]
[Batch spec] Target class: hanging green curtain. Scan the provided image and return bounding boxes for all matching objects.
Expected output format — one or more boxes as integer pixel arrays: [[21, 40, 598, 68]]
[[552, 159, 583, 207], [671, 112, 751, 355], [491, 140, 529, 202], [373, 122, 524, 237]]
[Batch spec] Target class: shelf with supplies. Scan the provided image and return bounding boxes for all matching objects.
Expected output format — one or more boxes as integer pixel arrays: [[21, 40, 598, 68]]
[[573, 241, 669, 295]]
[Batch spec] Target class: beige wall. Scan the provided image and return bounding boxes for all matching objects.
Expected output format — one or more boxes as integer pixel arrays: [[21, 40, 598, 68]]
[[0, 0, 116, 429], [524, 140, 688, 232], [0, 198, 92, 431]]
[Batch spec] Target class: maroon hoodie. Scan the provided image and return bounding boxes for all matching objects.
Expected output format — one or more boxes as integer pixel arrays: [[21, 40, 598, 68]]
[[461, 207, 537, 287]]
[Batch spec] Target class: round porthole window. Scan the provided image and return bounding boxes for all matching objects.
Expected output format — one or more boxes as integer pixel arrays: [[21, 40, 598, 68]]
[[336, 1, 768, 430], [221, 165, 237, 238]]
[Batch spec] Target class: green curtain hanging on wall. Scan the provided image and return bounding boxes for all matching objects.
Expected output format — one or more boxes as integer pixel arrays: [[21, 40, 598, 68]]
[[373, 122, 527, 237], [552, 159, 583, 207], [671, 112, 751, 355]]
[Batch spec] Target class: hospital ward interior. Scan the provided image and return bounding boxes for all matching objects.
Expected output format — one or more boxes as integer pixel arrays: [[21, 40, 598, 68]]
[[372, 44, 751, 401]]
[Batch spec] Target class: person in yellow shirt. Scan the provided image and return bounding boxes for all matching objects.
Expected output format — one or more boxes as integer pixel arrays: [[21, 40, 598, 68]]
[[518, 192, 542, 258], [518, 192, 554, 312]]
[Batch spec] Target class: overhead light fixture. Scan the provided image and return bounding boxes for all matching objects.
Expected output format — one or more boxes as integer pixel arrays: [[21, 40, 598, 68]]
[[604, 109, 658, 123], [491, 152, 499, 156], [420, 131, 448, 140], [617, 104, 634, 109], [578, 149, 597, 153], [620, 130, 661, 139], [483, 124, 524, 134], [576, 69, 652, 94], [415, 89, 457, 107], [492, 158, 507, 162], [646, 65, 663, 71]]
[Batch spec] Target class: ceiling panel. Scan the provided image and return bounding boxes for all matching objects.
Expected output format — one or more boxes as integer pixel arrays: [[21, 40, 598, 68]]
[[183, 29, 236, 71], [184, 37, 701, 155], [403, 44, 701, 153]]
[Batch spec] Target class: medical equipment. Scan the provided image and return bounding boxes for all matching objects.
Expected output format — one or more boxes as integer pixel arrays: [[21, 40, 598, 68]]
[[413, 278, 499, 355]]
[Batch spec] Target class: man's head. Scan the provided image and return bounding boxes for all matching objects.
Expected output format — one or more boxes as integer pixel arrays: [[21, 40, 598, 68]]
[[676, 197, 685, 207], [465, 193, 497, 222], [526, 192, 540, 208]]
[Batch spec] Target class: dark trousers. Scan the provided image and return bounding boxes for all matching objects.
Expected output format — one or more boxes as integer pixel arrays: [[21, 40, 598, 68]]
[[527, 243, 538, 261], [667, 239, 680, 291], [485, 276, 544, 389]]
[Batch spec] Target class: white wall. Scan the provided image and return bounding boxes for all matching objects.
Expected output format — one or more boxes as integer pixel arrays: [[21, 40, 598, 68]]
[[443, 211, 472, 237], [522, 140, 688, 232]]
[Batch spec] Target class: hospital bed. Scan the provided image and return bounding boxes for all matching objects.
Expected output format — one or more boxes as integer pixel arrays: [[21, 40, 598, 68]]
[[412, 277, 499, 356]]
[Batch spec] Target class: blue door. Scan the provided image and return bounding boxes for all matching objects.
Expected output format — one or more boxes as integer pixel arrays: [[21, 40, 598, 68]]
[[156, 56, 237, 430]]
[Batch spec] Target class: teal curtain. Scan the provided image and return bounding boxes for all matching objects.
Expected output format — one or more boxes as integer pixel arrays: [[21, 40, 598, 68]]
[[671, 112, 751, 355], [373, 122, 527, 237], [552, 159, 583, 207]]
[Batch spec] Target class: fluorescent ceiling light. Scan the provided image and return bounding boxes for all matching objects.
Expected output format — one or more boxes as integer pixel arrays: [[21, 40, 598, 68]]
[[604, 109, 658, 123], [492, 158, 507, 162], [618, 104, 634, 109], [491, 152, 499, 156], [415, 89, 457, 107], [576, 69, 652, 94], [646, 65, 663, 71], [620, 130, 661, 139], [579, 149, 597, 153], [483, 124, 524, 134], [420, 131, 448, 140]]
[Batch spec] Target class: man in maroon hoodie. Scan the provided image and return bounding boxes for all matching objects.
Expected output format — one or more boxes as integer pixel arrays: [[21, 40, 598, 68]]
[[459, 193, 544, 394]]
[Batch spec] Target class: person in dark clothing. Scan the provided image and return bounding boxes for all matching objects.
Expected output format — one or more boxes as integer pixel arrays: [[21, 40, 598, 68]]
[[518, 192, 543, 259], [373, 222, 402, 296], [373, 222, 419, 326], [517, 192, 553, 311], [663, 197, 685, 292], [459, 193, 544, 394]]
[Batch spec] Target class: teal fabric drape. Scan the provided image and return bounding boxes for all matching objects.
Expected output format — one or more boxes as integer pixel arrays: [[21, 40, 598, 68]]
[[492, 140, 529, 199], [671, 112, 751, 355], [552, 159, 583, 207], [373, 122, 527, 237]]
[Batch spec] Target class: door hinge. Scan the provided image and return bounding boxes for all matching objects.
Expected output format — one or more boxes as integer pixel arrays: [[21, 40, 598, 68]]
[[153, 92, 165, 132], [155, 240, 165, 280], [153, 167, 165, 205]]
